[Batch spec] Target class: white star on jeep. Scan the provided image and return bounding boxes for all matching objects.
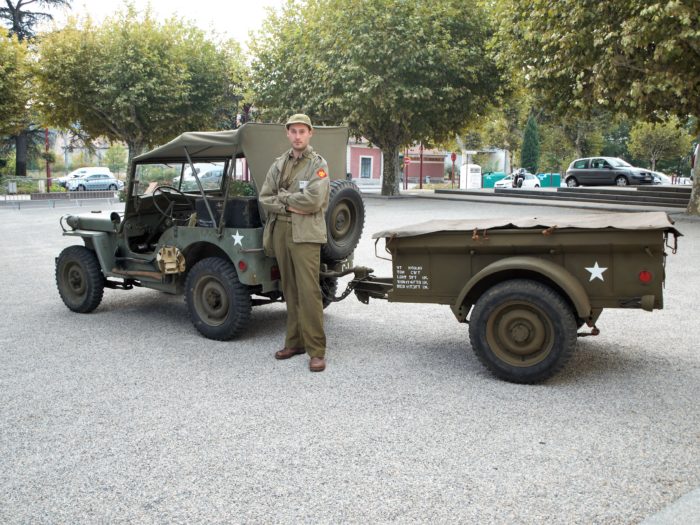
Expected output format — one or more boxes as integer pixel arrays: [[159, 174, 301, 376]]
[[585, 261, 607, 282], [232, 230, 244, 246]]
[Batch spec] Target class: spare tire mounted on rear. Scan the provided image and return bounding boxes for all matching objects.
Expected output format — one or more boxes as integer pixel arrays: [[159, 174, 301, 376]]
[[322, 180, 365, 262]]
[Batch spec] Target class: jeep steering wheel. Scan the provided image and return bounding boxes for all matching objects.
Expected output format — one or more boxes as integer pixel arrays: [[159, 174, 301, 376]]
[[152, 185, 193, 219]]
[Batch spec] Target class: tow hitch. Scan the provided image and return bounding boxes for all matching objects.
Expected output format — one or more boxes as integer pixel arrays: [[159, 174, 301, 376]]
[[320, 266, 392, 304]]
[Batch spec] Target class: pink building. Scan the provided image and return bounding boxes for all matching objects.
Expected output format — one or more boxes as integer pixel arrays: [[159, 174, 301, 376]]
[[348, 137, 383, 180], [347, 138, 448, 183]]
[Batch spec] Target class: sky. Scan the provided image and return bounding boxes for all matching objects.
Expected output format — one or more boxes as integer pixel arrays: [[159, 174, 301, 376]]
[[45, 0, 287, 48]]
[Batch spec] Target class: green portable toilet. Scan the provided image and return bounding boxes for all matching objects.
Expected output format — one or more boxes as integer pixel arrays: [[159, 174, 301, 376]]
[[537, 173, 561, 187], [482, 171, 507, 188]]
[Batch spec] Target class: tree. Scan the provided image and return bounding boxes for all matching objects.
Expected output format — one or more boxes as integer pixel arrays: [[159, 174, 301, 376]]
[[1, 0, 71, 176], [0, 0, 70, 40], [629, 118, 693, 171], [103, 143, 127, 176], [492, 0, 700, 213], [35, 7, 247, 171], [0, 31, 30, 136], [251, 0, 501, 195], [520, 115, 540, 173], [539, 124, 575, 174]]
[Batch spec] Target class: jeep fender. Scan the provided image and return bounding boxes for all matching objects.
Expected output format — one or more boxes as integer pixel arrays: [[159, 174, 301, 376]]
[[451, 256, 592, 322], [62, 230, 117, 276]]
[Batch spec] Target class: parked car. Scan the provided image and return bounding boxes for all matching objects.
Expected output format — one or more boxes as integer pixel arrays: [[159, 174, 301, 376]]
[[172, 163, 225, 191], [565, 157, 654, 187], [652, 171, 672, 185], [495, 173, 541, 189], [66, 172, 121, 191], [56, 167, 113, 188]]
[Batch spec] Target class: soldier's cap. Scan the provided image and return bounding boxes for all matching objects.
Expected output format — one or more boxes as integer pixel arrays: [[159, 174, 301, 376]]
[[285, 113, 313, 130]]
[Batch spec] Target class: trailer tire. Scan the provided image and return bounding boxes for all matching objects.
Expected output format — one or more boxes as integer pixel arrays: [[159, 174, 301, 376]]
[[185, 257, 252, 340], [468, 279, 577, 383], [322, 180, 365, 262], [56, 245, 105, 313]]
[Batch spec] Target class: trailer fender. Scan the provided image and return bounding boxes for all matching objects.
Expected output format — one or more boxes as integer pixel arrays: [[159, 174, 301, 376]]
[[451, 256, 592, 322]]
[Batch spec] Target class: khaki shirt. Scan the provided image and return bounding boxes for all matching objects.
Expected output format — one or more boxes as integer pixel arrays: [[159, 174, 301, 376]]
[[259, 146, 330, 252]]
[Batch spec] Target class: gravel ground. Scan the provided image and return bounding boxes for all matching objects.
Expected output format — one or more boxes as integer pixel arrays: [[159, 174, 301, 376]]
[[0, 198, 698, 524]]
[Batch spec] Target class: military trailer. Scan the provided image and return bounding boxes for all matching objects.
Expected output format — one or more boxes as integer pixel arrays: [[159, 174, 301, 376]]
[[56, 123, 365, 340], [348, 212, 680, 383]]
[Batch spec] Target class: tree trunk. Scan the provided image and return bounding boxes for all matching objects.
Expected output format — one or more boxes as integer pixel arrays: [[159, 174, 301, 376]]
[[687, 139, 700, 215], [651, 158, 657, 171], [126, 140, 146, 180], [15, 132, 28, 177], [381, 146, 400, 196]]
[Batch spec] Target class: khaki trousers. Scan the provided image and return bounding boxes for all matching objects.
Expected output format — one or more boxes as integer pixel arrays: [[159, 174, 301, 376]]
[[272, 220, 326, 358]]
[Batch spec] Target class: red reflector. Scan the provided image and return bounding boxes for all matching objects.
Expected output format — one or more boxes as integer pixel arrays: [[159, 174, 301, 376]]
[[271, 266, 281, 280], [639, 270, 652, 283], [238, 260, 247, 272]]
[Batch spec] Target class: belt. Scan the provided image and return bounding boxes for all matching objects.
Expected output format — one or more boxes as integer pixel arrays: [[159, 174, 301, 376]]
[[276, 214, 293, 222]]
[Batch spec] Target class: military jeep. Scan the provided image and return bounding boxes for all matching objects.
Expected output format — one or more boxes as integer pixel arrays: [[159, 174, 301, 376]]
[[56, 123, 365, 340]]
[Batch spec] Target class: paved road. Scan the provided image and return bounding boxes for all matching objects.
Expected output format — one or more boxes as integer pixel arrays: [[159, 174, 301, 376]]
[[1, 199, 698, 523]]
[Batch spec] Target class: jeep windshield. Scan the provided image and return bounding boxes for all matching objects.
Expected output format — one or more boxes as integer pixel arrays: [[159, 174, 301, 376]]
[[132, 161, 226, 196]]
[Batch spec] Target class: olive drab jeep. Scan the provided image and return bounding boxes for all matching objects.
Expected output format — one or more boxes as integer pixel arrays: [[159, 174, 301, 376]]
[[56, 123, 365, 340]]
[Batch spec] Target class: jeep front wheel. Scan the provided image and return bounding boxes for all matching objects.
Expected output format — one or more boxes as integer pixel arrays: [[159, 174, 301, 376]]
[[185, 257, 252, 340], [468, 279, 577, 383], [56, 245, 105, 313]]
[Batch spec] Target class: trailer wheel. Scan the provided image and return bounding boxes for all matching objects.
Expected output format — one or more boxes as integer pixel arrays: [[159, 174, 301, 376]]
[[322, 180, 365, 262], [469, 279, 577, 383], [185, 257, 252, 340], [56, 245, 105, 313]]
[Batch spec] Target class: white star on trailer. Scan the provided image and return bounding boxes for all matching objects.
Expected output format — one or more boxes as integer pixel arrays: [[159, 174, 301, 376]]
[[232, 230, 244, 246], [585, 261, 607, 282]]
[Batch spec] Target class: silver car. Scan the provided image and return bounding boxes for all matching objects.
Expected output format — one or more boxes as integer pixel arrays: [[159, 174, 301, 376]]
[[66, 172, 121, 191], [565, 157, 654, 187]]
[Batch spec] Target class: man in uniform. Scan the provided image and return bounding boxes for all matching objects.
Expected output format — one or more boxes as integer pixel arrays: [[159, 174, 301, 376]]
[[259, 114, 331, 372]]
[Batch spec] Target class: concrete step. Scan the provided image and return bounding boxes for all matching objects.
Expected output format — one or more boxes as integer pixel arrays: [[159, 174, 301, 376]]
[[500, 188, 689, 207]]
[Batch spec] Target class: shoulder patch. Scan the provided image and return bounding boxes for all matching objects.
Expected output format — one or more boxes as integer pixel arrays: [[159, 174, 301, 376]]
[[317, 168, 328, 179]]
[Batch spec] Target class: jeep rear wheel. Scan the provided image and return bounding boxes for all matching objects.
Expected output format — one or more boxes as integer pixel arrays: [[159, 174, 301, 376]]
[[322, 180, 365, 262], [468, 279, 577, 383], [185, 257, 251, 340], [56, 245, 105, 313]]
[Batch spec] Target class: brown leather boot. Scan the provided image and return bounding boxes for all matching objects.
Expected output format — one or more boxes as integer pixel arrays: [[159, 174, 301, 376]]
[[309, 357, 326, 372], [274, 347, 306, 360]]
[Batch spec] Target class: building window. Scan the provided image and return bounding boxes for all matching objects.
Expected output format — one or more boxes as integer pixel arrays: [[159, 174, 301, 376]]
[[360, 156, 372, 178]]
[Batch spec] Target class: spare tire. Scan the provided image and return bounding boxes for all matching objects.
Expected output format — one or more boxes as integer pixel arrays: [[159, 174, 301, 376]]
[[322, 180, 365, 262]]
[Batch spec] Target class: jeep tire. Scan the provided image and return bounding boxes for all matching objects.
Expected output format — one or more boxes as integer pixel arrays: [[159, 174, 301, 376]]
[[322, 180, 365, 262], [469, 279, 577, 384], [185, 257, 252, 340], [56, 245, 105, 313]]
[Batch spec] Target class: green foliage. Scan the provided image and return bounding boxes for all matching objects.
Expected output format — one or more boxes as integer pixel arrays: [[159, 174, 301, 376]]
[[628, 117, 693, 171], [228, 180, 255, 197], [250, 0, 501, 195], [104, 143, 127, 175], [35, 7, 247, 171], [520, 115, 540, 173], [539, 125, 575, 174], [0, 31, 31, 136], [0, 0, 71, 41], [601, 118, 632, 159], [493, 0, 700, 123]]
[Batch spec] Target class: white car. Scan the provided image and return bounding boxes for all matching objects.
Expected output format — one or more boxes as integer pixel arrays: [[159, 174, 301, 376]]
[[55, 167, 113, 188], [652, 171, 671, 185], [495, 173, 541, 189]]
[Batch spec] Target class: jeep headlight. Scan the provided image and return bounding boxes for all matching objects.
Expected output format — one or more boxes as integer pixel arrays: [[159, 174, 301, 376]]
[[65, 214, 79, 229]]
